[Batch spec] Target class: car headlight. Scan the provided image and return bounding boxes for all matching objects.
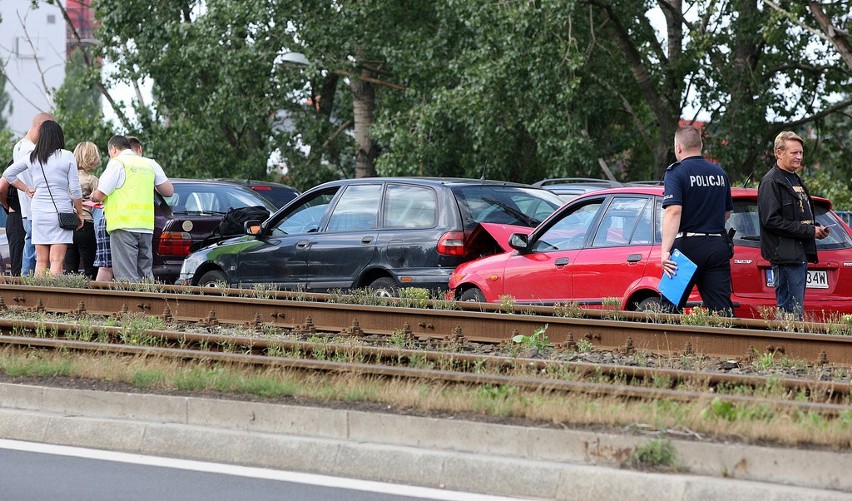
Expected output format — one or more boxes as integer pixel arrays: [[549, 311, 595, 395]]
[[179, 252, 206, 277]]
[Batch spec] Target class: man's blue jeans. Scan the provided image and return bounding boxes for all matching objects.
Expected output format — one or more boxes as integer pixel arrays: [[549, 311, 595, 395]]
[[772, 262, 807, 320], [21, 218, 36, 276]]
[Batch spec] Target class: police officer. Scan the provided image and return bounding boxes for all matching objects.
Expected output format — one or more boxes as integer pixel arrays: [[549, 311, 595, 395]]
[[660, 125, 735, 316]]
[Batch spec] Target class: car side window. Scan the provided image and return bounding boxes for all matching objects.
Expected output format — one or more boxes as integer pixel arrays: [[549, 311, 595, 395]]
[[271, 188, 338, 236], [384, 184, 438, 229], [531, 200, 604, 252], [326, 184, 382, 232], [591, 197, 650, 248]]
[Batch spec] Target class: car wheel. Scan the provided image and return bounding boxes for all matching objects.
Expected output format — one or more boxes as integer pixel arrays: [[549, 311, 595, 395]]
[[197, 270, 227, 287], [460, 288, 486, 302], [368, 277, 398, 297], [635, 296, 663, 312]]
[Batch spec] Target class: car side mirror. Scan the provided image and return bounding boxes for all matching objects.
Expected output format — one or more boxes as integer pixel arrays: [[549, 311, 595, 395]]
[[243, 220, 263, 235], [509, 233, 530, 252]]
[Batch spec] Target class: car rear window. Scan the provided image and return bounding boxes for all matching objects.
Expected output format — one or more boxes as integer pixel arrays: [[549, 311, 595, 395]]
[[168, 184, 274, 214], [727, 200, 852, 250], [452, 185, 562, 230], [250, 185, 299, 209]]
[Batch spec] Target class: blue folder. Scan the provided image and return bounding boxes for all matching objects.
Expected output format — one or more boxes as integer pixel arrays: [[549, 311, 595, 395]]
[[658, 249, 697, 305]]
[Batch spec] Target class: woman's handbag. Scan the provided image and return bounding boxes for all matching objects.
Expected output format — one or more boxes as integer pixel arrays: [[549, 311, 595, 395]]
[[58, 211, 79, 230], [38, 161, 79, 230]]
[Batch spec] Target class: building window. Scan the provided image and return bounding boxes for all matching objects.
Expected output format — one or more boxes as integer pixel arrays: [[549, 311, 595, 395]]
[[47, 14, 56, 24]]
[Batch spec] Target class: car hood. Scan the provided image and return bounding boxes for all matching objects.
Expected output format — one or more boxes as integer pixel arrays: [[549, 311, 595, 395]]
[[466, 223, 531, 257]]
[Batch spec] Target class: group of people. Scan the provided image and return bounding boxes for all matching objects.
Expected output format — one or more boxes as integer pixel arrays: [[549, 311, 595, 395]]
[[1, 113, 173, 283], [661, 126, 827, 320]]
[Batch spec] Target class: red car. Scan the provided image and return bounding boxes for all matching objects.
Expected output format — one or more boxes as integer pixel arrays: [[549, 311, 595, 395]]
[[449, 186, 852, 319]]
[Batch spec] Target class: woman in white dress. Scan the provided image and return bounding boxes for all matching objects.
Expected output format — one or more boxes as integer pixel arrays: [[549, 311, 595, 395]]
[[3, 121, 83, 275]]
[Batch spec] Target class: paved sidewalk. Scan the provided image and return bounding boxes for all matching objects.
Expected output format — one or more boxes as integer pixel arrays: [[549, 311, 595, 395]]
[[0, 382, 848, 500]]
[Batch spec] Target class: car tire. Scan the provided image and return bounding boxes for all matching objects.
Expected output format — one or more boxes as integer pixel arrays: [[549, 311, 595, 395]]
[[197, 270, 227, 287], [460, 288, 486, 302], [368, 277, 398, 298], [635, 296, 663, 312]]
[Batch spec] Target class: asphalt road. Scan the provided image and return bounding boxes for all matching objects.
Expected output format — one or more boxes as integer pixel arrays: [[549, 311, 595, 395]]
[[0, 440, 509, 501]]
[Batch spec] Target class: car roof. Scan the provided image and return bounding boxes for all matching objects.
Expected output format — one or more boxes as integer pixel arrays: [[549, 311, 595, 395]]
[[309, 177, 546, 189], [532, 178, 622, 188], [214, 178, 299, 190], [574, 185, 833, 206]]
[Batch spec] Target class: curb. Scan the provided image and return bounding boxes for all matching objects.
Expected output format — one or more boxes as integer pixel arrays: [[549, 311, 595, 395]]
[[0, 382, 848, 499]]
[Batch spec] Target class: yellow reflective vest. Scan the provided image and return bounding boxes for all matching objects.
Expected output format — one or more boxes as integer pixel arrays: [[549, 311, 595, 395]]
[[104, 155, 155, 232]]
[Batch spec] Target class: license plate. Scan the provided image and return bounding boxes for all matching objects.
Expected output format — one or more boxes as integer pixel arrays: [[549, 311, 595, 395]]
[[765, 269, 829, 289]]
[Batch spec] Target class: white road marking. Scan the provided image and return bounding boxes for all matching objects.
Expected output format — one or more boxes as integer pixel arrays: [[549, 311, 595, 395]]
[[0, 439, 516, 500]]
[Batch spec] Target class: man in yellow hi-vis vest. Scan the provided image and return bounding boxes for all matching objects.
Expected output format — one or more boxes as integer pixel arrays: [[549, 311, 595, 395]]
[[92, 136, 173, 282]]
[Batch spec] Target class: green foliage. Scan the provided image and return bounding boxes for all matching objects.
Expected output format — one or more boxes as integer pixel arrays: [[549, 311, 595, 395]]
[[0, 69, 10, 132], [701, 397, 774, 422], [38, 0, 849, 194], [53, 49, 114, 165], [0, 128, 15, 164], [805, 167, 852, 211], [512, 325, 551, 352], [630, 438, 678, 470]]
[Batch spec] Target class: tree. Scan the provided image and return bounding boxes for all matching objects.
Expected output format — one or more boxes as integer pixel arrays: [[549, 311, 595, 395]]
[[52, 49, 114, 162]]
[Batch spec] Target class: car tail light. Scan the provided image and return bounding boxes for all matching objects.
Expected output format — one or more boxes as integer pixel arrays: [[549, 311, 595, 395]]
[[158, 231, 192, 257], [437, 231, 465, 256], [251, 186, 272, 191]]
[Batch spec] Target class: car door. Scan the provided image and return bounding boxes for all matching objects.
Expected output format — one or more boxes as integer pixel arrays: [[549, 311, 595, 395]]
[[570, 196, 656, 306], [498, 198, 606, 303], [306, 183, 382, 290], [236, 188, 339, 288]]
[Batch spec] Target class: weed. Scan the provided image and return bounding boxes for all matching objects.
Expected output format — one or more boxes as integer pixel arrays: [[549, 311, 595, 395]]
[[554, 301, 583, 318], [21, 273, 91, 289], [630, 438, 678, 471], [499, 295, 516, 314], [651, 375, 671, 389], [237, 376, 298, 398], [681, 307, 710, 326], [512, 325, 551, 353], [398, 288, 430, 309], [132, 369, 166, 388], [576, 339, 594, 353], [701, 397, 774, 422], [388, 330, 411, 350], [754, 350, 776, 370], [252, 283, 276, 300], [601, 297, 621, 310]]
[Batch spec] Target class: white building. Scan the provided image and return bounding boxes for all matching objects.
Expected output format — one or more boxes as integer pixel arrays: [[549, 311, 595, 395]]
[[0, 0, 65, 137]]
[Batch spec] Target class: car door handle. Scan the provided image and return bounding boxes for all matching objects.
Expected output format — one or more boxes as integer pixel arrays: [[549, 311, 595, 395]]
[[626, 254, 642, 263], [296, 240, 311, 249], [361, 236, 374, 244], [555, 257, 570, 267]]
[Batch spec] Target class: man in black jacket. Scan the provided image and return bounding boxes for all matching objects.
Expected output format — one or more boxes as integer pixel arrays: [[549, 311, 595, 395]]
[[757, 131, 829, 320]]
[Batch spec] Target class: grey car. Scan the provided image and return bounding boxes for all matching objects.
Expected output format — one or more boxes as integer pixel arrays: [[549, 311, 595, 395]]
[[177, 177, 563, 294]]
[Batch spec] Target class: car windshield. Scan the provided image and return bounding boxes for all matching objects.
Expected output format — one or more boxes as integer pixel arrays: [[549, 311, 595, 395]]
[[726, 199, 852, 250], [166, 183, 274, 214], [452, 185, 563, 230]]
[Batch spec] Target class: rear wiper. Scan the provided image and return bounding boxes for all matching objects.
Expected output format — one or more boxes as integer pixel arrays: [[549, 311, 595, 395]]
[[739, 235, 760, 241], [481, 197, 539, 227]]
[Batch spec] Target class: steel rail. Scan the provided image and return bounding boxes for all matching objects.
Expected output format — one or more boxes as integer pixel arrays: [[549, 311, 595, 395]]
[[0, 318, 847, 406], [0, 331, 847, 415], [1, 284, 852, 366]]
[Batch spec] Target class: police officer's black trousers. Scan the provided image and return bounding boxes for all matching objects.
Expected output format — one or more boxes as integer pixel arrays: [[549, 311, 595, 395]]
[[664, 235, 734, 316]]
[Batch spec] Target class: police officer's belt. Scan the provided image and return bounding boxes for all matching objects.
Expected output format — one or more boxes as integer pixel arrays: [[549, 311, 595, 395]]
[[675, 232, 722, 238]]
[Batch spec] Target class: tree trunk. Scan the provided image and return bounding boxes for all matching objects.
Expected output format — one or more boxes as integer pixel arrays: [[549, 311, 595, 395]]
[[351, 67, 378, 178]]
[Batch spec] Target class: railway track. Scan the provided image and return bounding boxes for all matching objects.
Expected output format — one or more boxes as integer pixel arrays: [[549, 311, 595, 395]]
[[0, 316, 849, 415], [1, 282, 851, 366]]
